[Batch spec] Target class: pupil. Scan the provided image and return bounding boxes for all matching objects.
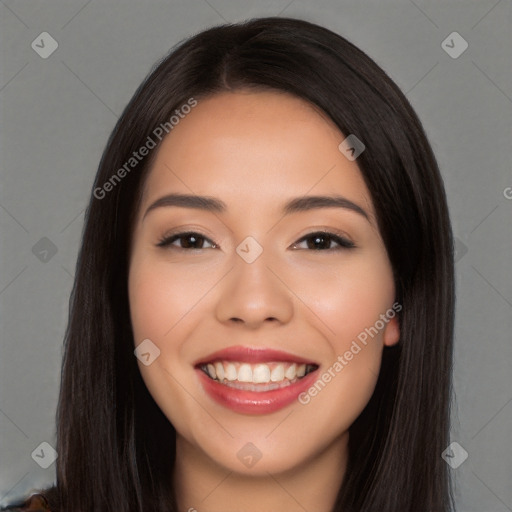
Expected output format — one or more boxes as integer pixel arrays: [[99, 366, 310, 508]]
[[185, 235, 201, 248], [310, 234, 329, 250]]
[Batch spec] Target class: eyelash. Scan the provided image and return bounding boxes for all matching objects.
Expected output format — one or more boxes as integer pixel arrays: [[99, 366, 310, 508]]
[[156, 230, 356, 252]]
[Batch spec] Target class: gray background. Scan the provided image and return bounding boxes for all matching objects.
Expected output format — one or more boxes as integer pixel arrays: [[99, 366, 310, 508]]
[[0, 0, 511, 510]]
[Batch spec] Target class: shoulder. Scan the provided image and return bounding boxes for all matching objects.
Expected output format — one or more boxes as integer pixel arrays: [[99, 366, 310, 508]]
[[2, 494, 51, 511]]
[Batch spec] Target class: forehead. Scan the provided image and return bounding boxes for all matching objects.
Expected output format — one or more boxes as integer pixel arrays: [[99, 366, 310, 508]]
[[138, 90, 375, 221]]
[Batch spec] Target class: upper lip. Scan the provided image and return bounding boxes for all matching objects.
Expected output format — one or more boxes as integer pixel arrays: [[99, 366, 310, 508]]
[[194, 345, 319, 367]]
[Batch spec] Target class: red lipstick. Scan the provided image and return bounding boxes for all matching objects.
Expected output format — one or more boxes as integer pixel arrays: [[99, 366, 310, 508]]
[[195, 346, 319, 415]]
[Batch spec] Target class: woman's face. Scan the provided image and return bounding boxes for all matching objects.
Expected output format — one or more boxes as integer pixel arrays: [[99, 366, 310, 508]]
[[128, 90, 400, 476]]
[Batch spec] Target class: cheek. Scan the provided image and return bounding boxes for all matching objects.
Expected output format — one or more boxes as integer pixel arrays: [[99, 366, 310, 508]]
[[291, 252, 396, 418], [128, 258, 207, 432], [129, 265, 166, 344], [296, 261, 394, 426], [128, 257, 209, 343], [295, 252, 395, 349]]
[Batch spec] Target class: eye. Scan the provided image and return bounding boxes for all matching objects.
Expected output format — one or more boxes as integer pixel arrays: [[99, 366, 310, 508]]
[[291, 231, 355, 251], [156, 230, 355, 252], [156, 231, 217, 250]]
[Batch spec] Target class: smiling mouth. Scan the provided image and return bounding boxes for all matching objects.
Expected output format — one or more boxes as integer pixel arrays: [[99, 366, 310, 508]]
[[198, 361, 319, 392]]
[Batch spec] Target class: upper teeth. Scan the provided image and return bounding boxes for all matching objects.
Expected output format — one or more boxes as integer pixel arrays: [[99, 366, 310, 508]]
[[202, 361, 313, 384]]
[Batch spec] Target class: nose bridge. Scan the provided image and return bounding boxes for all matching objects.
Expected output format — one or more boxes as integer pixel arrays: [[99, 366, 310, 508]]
[[215, 235, 294, 327]]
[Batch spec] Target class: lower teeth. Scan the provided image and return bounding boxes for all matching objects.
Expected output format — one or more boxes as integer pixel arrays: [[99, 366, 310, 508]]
[[202, 370, 310, 391]]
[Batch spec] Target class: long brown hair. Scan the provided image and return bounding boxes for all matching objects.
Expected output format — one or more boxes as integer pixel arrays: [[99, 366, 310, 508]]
[[36, 17, 454, 512]]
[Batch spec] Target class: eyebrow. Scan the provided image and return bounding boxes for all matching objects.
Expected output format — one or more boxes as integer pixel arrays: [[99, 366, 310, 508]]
[[142, 193, 370, 221]]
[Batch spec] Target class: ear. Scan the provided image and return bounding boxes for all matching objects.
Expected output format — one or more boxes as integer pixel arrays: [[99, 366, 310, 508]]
[[383, 316, 400, 347]]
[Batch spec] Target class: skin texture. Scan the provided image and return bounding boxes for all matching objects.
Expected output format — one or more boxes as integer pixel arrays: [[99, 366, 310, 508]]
[[128, 90, 400, 512]]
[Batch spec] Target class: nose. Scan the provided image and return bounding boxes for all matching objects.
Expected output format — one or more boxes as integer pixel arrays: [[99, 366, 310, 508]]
[[214, 248, 294, 329]]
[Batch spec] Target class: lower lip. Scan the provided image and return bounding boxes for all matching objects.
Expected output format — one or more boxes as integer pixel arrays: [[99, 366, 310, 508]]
[[196, 368, 319, 415]]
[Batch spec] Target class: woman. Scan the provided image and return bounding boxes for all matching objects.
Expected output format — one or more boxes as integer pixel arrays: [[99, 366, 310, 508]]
[[4, 16, 455, 512]]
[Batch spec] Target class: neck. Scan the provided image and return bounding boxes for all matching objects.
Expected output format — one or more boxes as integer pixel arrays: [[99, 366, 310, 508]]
[[173, 432, 348, 512]]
